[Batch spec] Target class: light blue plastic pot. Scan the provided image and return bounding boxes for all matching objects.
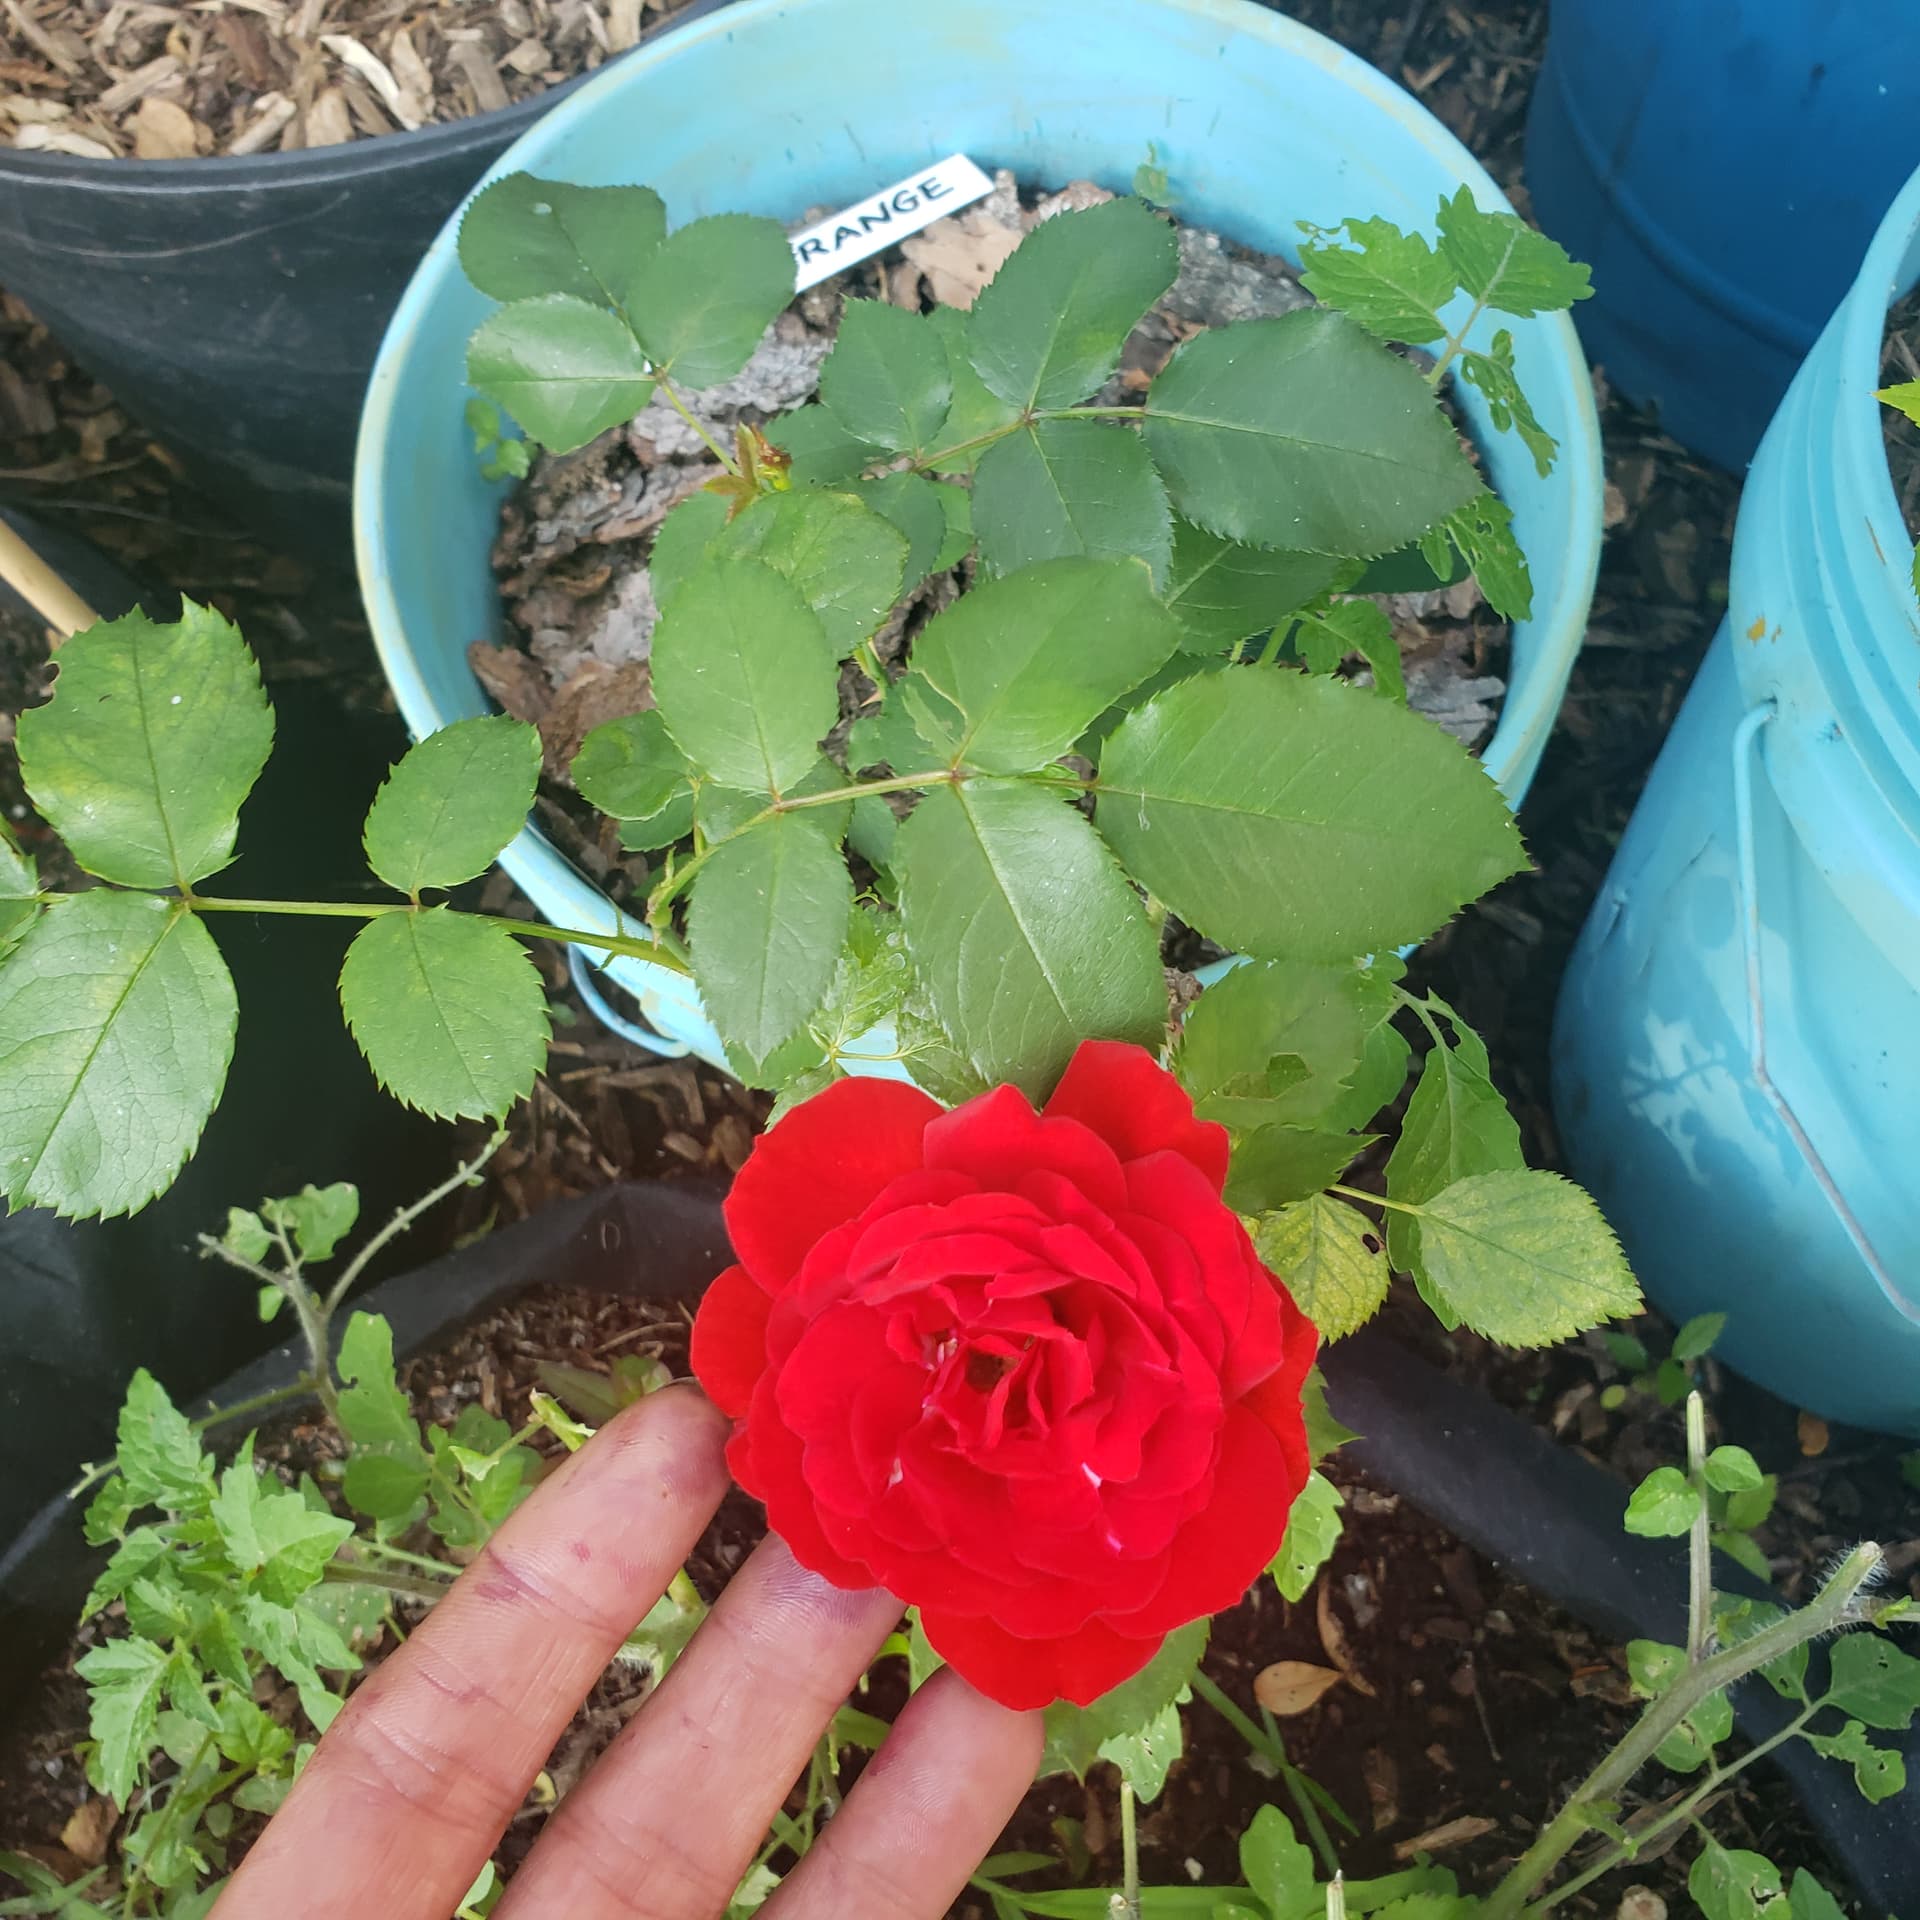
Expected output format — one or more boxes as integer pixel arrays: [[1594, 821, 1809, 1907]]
[[1554, 166, 1920, 1437], [355, 0, 1601, 1072]]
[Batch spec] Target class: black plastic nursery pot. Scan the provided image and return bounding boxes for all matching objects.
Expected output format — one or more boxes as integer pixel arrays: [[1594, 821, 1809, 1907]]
[[1, 1178, 1910, 1912], [0, 0, 733, 558]]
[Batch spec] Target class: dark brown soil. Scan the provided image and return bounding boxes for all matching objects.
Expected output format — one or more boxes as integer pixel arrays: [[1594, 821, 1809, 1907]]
[[1881, 291, 1920, 544], [0, 1284, 1853, 1916], [0, 0, 709, 159]]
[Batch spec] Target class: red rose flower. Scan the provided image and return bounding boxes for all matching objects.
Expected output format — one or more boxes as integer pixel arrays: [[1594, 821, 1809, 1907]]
[[690, 1041, 1319, 1711]]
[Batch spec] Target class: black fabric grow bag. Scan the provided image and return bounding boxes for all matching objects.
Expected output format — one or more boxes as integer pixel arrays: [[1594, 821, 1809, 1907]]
[[0, 0, 733, 556], [1, 1181, 1908, 1911]]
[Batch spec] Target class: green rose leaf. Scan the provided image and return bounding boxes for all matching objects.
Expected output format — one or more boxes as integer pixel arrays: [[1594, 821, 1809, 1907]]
[[0, 820, 37, 960], [849, 471, 949, 585], [971, 418, 1174, 587], [77, 1636, 171, 1804], [1459, 330, 1559, 477], [18, 601, 273, 890], [1623, 1466, 1701, 1538], [627, 212, 795, 389], [458, 173, 667, 307], [714, 488, 911, 653], [650, 557, 839, 795], [1227, 1126, 1371, 1213], [690, 812, 852, 1081], [966, 196, 1179, 410], [572, 709, 690, 821], [0, 893, 236, 1219], [1410, 1169, 1641, 1347], [819, 299, 952, 456], [1040, 1619, 1207, 1782], [911, 556, 1181, 775], [1298, 216, 1457, 343], [467, 293, 655, 453], [1824, 1634, 1920, 1731], [647, 489, 732, 607], [897, 780, 1166, 1099], [765, 401, 874, 485], [1143, 309, 1482, 556], [363, 715, 540, 895], [339, 909, 548, 1121], [1790, 1872, 1849, 1920], [1626, 1638, 1685, 1696], [1435, 187, 1593, 318], [1096, 670, 1526, 960], [1161, 520, 1341, 653], [1253, 1194, 1389, 1341], [1270, 1468, 1345, 1603], [926, 305, 1022, 473], [1383, 1034, 1525, 1268]]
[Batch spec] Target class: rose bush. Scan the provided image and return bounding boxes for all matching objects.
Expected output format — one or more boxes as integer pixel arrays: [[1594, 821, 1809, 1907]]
[[690, 1040, 1318, 1709]]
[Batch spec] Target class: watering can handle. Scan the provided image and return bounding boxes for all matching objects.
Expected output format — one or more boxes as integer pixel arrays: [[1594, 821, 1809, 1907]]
[[567, 947, 695, 1060], [1731, 703, 1920, 1326]]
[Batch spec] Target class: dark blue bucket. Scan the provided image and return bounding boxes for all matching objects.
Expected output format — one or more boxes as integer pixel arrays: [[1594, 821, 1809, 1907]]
[[1525, 0, 1920, 470]]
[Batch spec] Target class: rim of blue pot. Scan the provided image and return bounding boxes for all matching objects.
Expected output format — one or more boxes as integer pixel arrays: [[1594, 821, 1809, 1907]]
[[354, 0, 1603, 1064]]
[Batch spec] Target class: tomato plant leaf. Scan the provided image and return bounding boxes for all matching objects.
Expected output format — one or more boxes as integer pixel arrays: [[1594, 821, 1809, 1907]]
[[972, 418, 1173, 586], [1438, 490, 1533, 621], [339, 909, 547, 1121], [1096, 670, 1525, 960], [1434, 188, 1593, 317], [650, 557, 839, 795], [458, 173, 667, 307], [1143, 309, 1482, 556], [76, 1637, 171, 1804], [18, 601, 273, 890], [819, 299, 953, 456], [910, 556, 1180, 775], [690, 811, 852, 1081], [0, 893, 236, 1219], [897, 780, 1166, 1099], [1824, 1635, 1920, 1731], [363, 715, 539, 895], [1411, 1170, 1641, 1347], [1298, 215, 1457, 344], [966, 196, 1178, 410], [260, 1182, 360, 1264], [626, 212, 795, 389], [1161, 520, 1341, 653], [467, 293, 655, 453], [1459, 329, 1558, 477]]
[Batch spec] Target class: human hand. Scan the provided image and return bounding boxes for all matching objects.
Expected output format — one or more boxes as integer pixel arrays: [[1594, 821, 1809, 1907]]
[[214, 1386, 1043, 1918]]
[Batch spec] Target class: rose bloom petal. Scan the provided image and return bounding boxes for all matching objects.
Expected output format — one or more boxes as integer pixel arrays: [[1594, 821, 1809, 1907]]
[[692, 1044, 1323, 1711]]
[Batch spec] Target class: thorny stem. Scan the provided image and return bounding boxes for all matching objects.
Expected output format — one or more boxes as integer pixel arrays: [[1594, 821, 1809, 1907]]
[[1522, 1702, 1821, 1919], [321, 1131, 507, 1319], [1482, 1542, 1885, 1920], [185, 896, 696, 978], [1190, 1670, 1342, 1878], [655, 373, 738, 471], [909, 402, 1143, 476], [1684, 1394, 1714, 1666]]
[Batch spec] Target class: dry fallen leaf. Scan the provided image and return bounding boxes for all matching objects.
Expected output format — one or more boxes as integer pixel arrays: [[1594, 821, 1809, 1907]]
[[1317, 1577, 1378, 1696], [1252, 1659, 1343, 1717], [900, 214, 1022, 310], [1392, 1815, 1496, 1861], [1797, 1410, 1830, 1458], [59, 1796, 116, 1868], [130, 94, 197, 158]]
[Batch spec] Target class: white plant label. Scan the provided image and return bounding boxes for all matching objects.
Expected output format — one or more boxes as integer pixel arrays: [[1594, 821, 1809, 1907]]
[[788, 154, 994, 291]]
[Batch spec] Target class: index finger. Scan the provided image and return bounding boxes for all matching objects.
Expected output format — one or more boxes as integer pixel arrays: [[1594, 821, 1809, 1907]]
[[214, 1384, 730, 1920]]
